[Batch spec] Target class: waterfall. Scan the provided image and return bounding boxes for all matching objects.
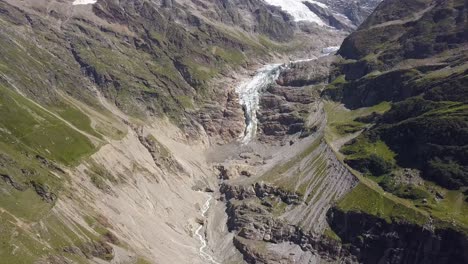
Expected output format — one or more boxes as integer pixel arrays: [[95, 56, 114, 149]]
[[235, 48, 337, 143], [236, 64, 283, 143]]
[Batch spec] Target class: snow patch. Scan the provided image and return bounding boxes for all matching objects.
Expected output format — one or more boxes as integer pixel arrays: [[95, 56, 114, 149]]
[[263, 0, 327, 25], [72, 0, 97, 5]]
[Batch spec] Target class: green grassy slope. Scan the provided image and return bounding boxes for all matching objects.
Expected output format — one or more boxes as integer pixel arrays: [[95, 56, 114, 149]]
[[323, 0, 468, 233]]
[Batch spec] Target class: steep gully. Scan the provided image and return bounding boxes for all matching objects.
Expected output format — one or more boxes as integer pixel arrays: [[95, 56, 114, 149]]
[[197, 46, 340, 262]]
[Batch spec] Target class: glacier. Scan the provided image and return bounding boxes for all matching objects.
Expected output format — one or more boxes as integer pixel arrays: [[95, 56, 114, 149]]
[[263, 0, 327, 25]]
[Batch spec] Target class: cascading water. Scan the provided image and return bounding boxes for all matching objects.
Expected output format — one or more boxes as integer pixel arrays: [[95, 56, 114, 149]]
[[236, 47, 339, 143], [236, 64, 283, 143]]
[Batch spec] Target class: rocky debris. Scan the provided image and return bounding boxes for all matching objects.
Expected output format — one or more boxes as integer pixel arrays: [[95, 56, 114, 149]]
[[328, 208, 468, 264], [216, 164, 253, 180], [391, 168, 424, 187], [64, 240, 114, 261], [136, 130, 184, 173]]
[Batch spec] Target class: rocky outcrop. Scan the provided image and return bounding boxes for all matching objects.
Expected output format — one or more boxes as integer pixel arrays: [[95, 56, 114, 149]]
[[0, 174, 57, 203], [219, 137, 359, 262], [1, 173, 27, 191], [198, 89, 246, 143], [137, 131, 185, 173], [278, 57, 335, 87], [221, 182, 301, 205], [216, 163, 254, 180], [64, 239, 114, 261], [225, 196, 349, 263], [31, 181, 57, 203], [232, 232, 348, 264]]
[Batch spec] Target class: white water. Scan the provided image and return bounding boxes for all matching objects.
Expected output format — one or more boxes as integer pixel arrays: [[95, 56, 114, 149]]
[[195, 193, 220, 264], [322, 46, 340, 55], [236, 64, 283, 143], [236, 47, 339, 143], [72, 0, 97, 5]]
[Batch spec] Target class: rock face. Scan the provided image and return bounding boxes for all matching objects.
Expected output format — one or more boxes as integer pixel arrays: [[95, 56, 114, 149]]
[[219, 141, 360, 263], [328, 209, 468, 264], [257, 57, 333, 143]]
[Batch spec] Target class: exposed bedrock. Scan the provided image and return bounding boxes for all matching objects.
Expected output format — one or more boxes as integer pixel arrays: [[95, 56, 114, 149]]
[[328, 208, 468, 264], [198, 88, 246, 143], [278, 56, 335, 87], [257, 57, 333, 143], [219, 139, 359, 262]]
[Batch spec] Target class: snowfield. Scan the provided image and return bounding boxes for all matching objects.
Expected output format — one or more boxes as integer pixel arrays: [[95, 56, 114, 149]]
[[263, 0, 327, 25]]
